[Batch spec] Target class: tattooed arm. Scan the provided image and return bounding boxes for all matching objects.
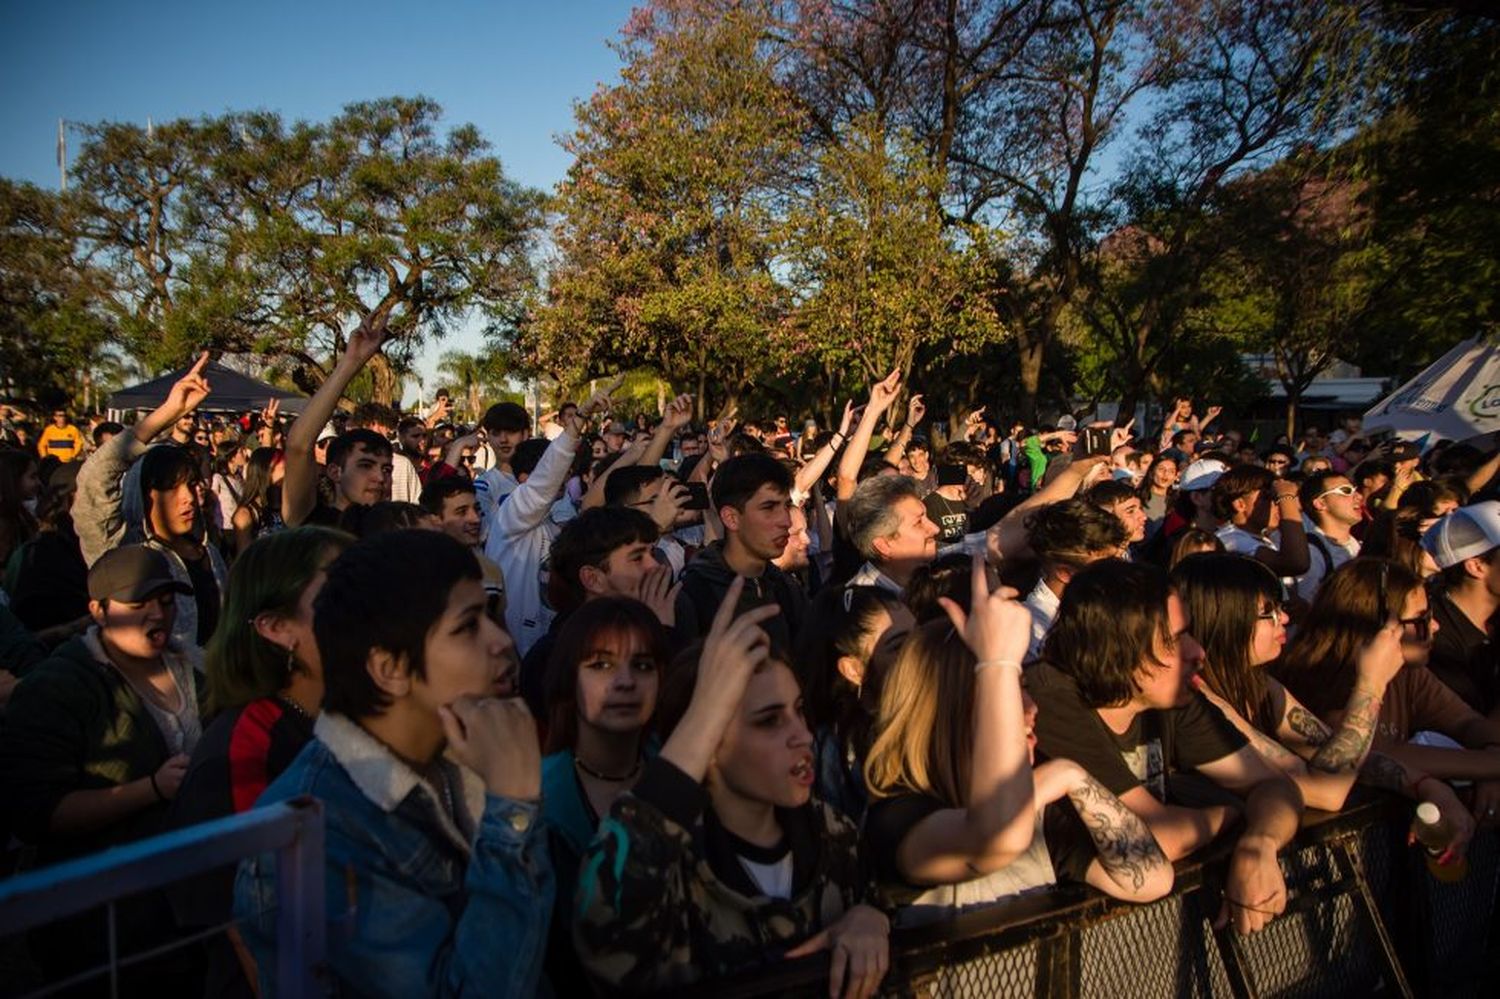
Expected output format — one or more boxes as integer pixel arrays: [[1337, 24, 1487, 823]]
[[1064, 770, 1174, 902]]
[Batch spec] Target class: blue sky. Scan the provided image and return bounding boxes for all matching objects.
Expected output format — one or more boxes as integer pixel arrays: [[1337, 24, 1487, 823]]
[[1, 0, 637, 402]]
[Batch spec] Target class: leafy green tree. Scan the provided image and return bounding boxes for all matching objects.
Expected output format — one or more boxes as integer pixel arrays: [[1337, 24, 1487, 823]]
[[437, 348, 511, 421]]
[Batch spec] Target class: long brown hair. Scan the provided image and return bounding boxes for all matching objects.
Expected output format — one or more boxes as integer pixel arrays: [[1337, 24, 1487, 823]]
[[1171, 554, 1281, 732], [544, 597, 671, 754], [1275, 558, 1420, 717], [864, 619, 976, 806]]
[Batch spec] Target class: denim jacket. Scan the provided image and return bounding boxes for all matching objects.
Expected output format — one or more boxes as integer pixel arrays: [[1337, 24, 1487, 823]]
[[233, 712, 555, 997]]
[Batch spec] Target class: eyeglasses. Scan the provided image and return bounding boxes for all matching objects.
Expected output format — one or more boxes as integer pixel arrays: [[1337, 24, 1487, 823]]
[[1376, 561, 1433, 641], [460, 455, 476, 465], [1313, 484, 1357, 501], [1255, 605, 1286, 622]]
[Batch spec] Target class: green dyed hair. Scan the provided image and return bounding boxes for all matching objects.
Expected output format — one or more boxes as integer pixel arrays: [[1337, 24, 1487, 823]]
[[203, 526, 353, 717]]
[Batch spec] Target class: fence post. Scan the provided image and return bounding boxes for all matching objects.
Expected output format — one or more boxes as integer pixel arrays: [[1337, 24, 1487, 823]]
[[274, 798, 326, 998]]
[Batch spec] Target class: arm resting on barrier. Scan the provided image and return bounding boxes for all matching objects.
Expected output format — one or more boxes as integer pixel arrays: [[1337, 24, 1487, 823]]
[[1197, 748, 1303, 934], [1044, 766, 1172, 902], [1115, 785, 1227, 862]]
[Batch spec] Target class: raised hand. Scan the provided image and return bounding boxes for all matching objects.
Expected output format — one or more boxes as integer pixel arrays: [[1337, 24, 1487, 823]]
[[633, 563, 681, 628], [1355, 621, 1405, 692], [906, 393, 926, 429], [1111, 418, 1136, 451], [165, 352, 213, 419], [260, 397, 280, 429], [345, 311, 391, 365], [661, 393, 694, 432], [648, 479, 690, 532], [838, 400, 863, 438], [965, 405, 988, 430], [867, 369, 902, 415], [937, 554, 1031, 667], [152, 753, 191, 801], [439, 695, 542, 801]]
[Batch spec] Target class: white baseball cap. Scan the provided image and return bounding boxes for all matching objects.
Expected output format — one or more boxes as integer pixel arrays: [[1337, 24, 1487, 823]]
[[1179, 458, 1228, 492], [1422, 501, 1500, 569]]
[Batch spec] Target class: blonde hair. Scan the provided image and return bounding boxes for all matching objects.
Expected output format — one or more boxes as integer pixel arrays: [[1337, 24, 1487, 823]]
[[863, 619, 975, 805]]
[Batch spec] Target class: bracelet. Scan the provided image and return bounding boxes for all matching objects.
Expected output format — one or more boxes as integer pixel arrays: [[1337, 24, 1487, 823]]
[[149, 772, 166, 802], [831, 433, 847, 448], [975, 659, 1023, 676]]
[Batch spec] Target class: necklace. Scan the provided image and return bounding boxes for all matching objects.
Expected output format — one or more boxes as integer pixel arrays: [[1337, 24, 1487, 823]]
[[277, 693, 315, 722], [574, 754, 642, 783]]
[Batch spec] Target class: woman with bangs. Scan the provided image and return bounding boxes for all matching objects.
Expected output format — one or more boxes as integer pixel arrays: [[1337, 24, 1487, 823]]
[[575, 578, 890, 999], [230, 446, 286, 555], [1169, 553, 1464, 821], [1276, 557, 1500, 832], [862, 557, 1172, 924], [538, 596, 669, 993]]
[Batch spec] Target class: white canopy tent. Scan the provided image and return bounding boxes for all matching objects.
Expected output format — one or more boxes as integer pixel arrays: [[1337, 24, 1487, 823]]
[[1363, 338, 1500, 443]]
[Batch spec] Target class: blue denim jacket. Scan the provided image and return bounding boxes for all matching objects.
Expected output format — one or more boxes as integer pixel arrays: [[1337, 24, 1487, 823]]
[[233, 712, 554, 997]]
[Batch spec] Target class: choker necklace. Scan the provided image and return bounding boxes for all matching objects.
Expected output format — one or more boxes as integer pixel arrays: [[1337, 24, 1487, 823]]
[[574, 755, 642, 783]]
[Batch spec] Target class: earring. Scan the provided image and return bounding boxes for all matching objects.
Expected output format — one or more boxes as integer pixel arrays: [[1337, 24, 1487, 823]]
[[285, 641, 298, 673]]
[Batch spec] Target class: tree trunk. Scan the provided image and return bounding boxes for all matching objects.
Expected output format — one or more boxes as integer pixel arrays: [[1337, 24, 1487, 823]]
[[1286, 393, 1299, 443], [368, 353, 399, 407], [1017, 335, 1045, 424]]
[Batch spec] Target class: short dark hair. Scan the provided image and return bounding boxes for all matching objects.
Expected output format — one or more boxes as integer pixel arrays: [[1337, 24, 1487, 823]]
[[1298, 469, 1348, 510], [546, 507, 659, 614], [543, 596, 672, 753], [419, 477, 477, 516], [605, 465, 666, 507], [711, 453, 792, 514], [481, 402, 531, 434], [316, 530, 481, 719], [1211, 464, 1274, 521], [1025, 499, 1128, 568], [1043, 559, 1173, 708], [396, 415, 426, 435], [139, 444, 200, 498], [1086, 479, 1137, 511], [92, 421, 123, 446], [337, 501, 430, 538], [350, 402, 399, 431], [512, 438, 549, 478], [326, 429, 392, 471]]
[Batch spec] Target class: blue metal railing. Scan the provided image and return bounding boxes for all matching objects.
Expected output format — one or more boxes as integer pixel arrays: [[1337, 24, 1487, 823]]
[[0, 795, 325, 998]]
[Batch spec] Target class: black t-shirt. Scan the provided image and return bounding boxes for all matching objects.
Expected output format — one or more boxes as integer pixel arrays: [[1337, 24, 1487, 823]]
[[302, 500, 343, 528], [181, 545, 220, 645], [923, 493, 969, 544], [864, 792, 1095, 906], [1028, 662, 1247, 800], [1427, 590, 1498, 715]]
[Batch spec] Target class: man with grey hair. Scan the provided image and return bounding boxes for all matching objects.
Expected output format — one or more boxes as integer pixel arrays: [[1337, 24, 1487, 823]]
[[842, 474, 940, 596]]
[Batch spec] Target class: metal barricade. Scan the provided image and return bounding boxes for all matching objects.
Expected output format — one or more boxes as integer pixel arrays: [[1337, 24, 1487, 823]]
[[669, 799, 1497, 998], [0, 796, 325, 999]]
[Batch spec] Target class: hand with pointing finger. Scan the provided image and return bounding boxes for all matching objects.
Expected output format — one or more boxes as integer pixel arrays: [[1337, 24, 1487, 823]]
[[784, 904, 890, 999]]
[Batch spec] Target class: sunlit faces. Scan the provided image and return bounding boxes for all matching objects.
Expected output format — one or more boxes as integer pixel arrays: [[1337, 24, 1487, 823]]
[[91, 590, 177, 659], [1108, 496, 1148, 543], [1249, 598, 1288, 667], [580, 540, 656, 599], [775, 506, 811, 572], [1311, 476, 1362, 527], [720, 484, 794, 562], [331, 443, 393, 506], [490, 427, 528, 465], [150, 476, 200, 538], [1134, 593, 1205, 710], [407, 578, 518, 709], [438, 492, 483, 546], [1393, 588, 1438, 668], [1149, 459, 1177, 490], [711, 661, 815, 809], [399, 423, 427, 457], [871, 495, 940, 567], [575, 630, 659, 736]]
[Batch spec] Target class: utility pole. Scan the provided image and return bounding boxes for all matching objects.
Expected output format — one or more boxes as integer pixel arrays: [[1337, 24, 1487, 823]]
[[56, 119, 66, 192]]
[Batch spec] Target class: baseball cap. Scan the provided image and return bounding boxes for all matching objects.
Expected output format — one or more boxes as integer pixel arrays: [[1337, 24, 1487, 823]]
[[88, 545, 195, 603], [1388, 440, 1421, 462], [1422, 502, 1500, 569], [1056, 414, 1078, 432], [1180, 458, 1228, 492]]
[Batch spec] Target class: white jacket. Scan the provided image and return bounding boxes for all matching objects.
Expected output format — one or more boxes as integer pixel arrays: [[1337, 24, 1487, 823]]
[[483, 431, 578, 656]]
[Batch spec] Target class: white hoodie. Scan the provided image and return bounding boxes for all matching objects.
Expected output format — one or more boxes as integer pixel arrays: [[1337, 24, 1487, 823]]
[[483, 430, 578, 656]]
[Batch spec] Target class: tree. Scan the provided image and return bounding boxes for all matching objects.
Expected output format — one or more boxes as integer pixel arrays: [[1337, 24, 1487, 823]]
[[0, 179, 116, 408], [527, 2, 801, 417], [436, 348, 511, 421]]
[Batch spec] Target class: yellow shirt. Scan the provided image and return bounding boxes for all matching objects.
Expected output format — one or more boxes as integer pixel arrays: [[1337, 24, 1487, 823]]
[[36, 424, 85, 462]]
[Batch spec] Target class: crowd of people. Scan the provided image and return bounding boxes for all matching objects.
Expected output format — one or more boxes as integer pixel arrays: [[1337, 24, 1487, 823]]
[[2, 323, 1499, 997]]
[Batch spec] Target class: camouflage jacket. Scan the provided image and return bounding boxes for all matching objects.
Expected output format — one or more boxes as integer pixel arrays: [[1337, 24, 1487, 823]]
[[574, 756, 870, 994]]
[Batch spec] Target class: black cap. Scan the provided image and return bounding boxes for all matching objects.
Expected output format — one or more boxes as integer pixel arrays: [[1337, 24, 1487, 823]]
[[1388, 440, 1421, 462], [88, 546, 195, 603]]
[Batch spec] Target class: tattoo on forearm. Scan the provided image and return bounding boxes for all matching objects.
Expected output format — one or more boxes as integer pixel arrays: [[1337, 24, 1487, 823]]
[[1286, 706, 1331, 747], [1244, 725, 1303, 770], [1066, 776, 1168, 891], [1310, 691, 1379, 775], [1357, 752, 1409, 792]]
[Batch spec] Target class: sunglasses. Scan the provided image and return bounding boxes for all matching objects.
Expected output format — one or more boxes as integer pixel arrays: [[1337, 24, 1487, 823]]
[[1313, 484, 1358, 500], [1376, 561, 1433, 641], [460, 455, 476, 465]]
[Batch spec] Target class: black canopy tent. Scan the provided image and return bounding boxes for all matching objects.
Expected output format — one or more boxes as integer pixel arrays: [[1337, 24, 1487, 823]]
[[107, 360, 310, 415]]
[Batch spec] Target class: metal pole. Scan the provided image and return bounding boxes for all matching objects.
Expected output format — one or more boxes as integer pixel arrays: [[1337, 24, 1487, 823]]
[[274, 799, 326, 999]]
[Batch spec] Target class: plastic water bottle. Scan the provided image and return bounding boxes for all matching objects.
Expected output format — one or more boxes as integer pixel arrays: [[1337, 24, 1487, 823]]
[[1412, 802, 1468, 883]]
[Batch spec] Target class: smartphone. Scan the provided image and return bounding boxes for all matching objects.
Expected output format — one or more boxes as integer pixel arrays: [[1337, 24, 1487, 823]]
[[681, 481, 710, 511], [1074, 427, 1112, 457]]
